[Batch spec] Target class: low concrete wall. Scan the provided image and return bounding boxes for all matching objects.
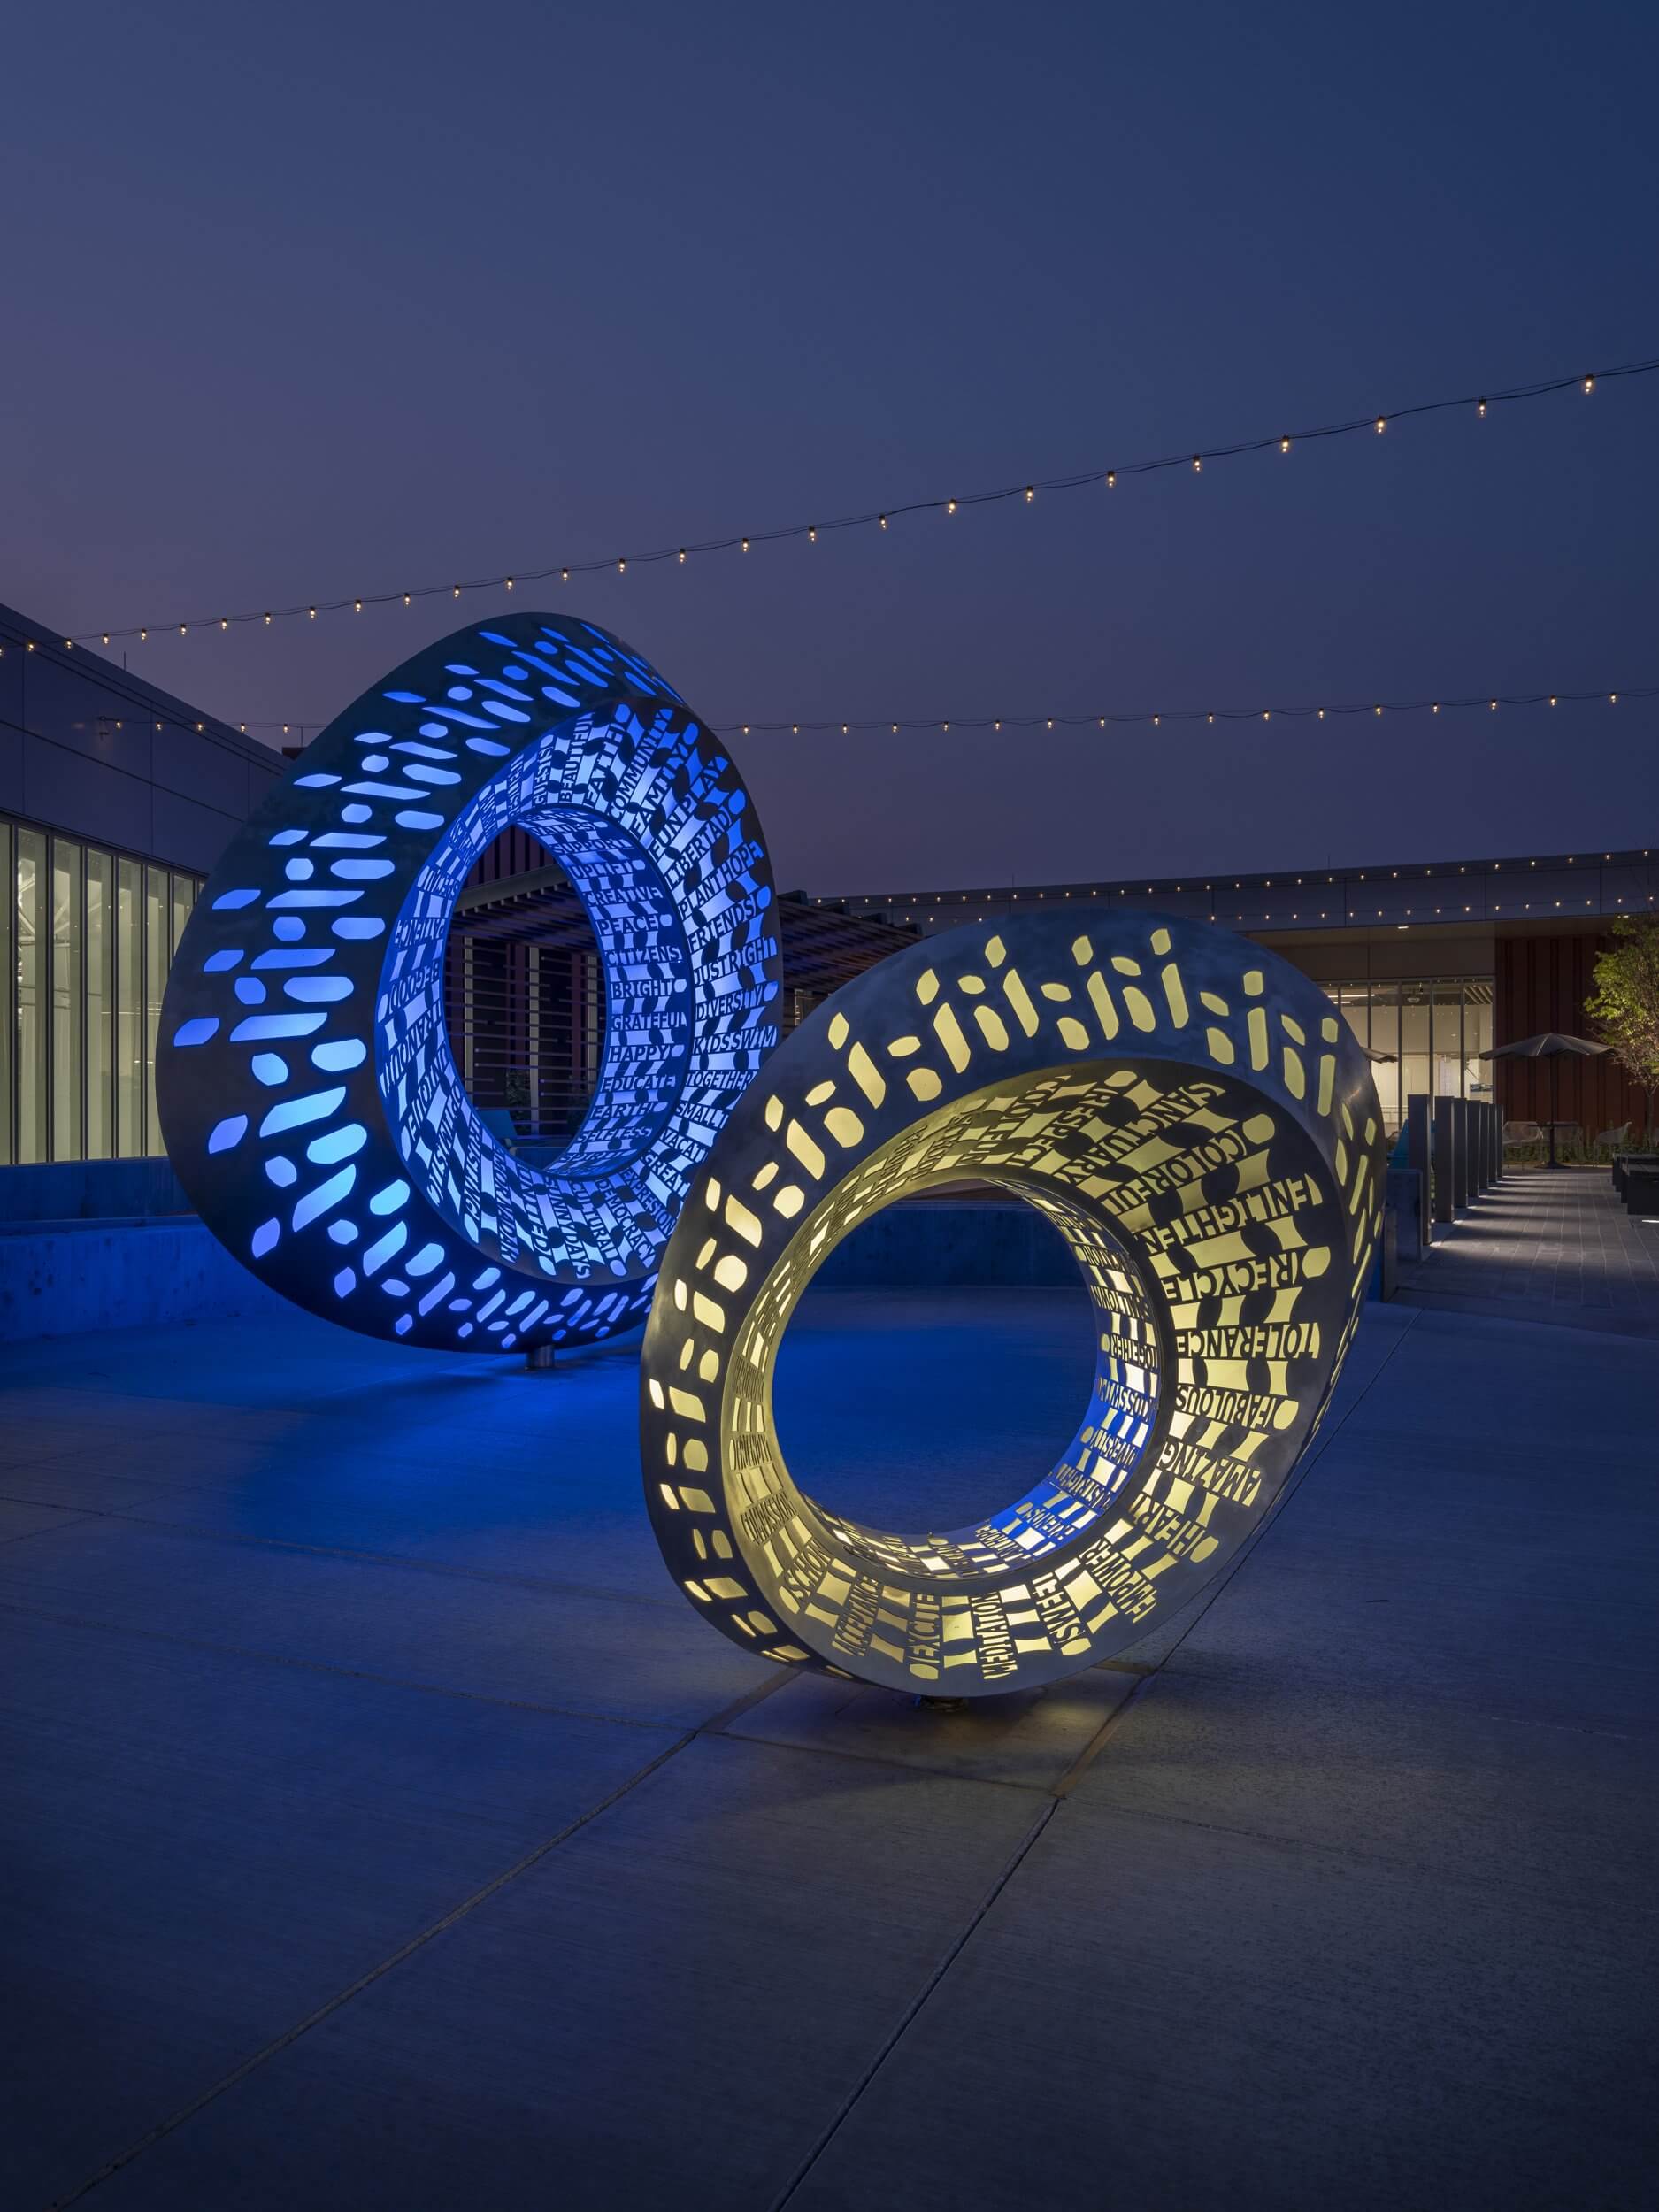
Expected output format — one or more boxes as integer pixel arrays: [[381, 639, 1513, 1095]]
[[0, 1201, 1085, 1342], [0, 1191, 1397, 1343], [0, 1157, 195, 1222], [0, 1217, 288, 1341]]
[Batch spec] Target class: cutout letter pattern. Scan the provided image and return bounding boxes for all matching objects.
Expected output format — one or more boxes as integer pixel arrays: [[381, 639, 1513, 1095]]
[[641, 912, 1384, 1694], [159, 617, 779, 1354]]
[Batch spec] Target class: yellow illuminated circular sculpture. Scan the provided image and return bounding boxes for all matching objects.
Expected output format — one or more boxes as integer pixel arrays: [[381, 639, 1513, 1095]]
[[641, 911, 1386, 1696]]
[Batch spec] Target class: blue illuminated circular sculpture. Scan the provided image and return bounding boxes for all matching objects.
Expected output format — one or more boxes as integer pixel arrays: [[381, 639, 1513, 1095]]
[[158, 616, 780, 1355]]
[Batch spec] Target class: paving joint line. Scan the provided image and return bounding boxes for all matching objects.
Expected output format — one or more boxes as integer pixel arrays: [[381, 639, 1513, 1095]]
[[766, 1794, 1060, 2212], [761, 1309, 1432, 2206], [0, 1594, 749, 1736], [46, 1662, 795, 2211], [0, 1493, 690, 1614], [702, 1717, 1067, 1795], [1050, 1666, 1163, 1798], [0, 1511, 90, 1551]]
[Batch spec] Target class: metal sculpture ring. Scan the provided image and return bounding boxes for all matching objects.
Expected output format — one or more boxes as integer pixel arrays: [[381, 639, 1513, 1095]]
[[641, 911, 1384, 1695], [158, 615, 779, 1355]]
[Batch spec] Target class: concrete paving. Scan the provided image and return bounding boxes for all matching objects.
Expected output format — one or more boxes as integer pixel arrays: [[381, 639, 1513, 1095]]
[[1397, 1164, 1659, 1337], [1, 1180, 1654, 2209]]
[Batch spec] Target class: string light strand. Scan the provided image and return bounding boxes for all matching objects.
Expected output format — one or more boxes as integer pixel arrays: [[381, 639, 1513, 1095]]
[[73, 353, 1659, 648], [718, 683, 1651, 735], [222, 683, 1654, 741]]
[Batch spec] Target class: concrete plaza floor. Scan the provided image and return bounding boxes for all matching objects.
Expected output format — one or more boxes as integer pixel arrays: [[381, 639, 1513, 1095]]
[[1398, 1163, 1659, 1339], [2, 1179, 1655, 2208]]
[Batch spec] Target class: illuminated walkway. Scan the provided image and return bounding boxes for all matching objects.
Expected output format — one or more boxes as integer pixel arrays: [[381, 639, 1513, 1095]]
[[1397, 1164, 1659, 1338], [1, 1253, 1653, 2208]]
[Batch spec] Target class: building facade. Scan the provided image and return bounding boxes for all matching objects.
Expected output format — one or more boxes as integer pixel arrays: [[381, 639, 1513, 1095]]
[[5, 586, 1652, 1179], [820, 847, 1659, 1140], [0, 603, 281, 1165]]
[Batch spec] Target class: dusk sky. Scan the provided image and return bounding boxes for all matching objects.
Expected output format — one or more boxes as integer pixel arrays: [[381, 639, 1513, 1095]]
[[5, 0, 1657, 892]]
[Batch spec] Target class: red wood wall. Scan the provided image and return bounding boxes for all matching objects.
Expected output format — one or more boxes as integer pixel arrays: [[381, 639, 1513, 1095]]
[[1494, 931, 1651, 1134]]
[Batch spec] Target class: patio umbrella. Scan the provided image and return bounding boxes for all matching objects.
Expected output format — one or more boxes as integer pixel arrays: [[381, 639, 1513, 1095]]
[[1484, 1033, 1611, 1168]]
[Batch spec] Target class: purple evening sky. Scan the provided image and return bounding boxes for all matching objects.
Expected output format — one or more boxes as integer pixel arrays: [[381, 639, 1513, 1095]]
[[4, 0, 1657, 893]]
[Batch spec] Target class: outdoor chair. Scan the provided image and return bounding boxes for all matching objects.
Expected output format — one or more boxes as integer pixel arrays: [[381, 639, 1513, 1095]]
[[1502, 1119, 1544, 1157], [1593, 1122, 1631, 1157]]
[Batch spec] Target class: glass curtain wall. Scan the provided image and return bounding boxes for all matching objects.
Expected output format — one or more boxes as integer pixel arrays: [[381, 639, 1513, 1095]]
[[5, 816, 200, 1164], [1326, 976, 1494, 1133]]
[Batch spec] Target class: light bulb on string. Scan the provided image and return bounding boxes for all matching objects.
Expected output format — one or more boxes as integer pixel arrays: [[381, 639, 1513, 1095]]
[[66, 350, 1659, 651]]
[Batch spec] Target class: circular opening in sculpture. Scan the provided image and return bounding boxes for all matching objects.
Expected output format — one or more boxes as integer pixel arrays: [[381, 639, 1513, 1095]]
[[644, 909, 1386, 1693], [730, 1068, 1179, 1594], [440, 808, 693, 1182], [771, 1194, 1097, 1532]]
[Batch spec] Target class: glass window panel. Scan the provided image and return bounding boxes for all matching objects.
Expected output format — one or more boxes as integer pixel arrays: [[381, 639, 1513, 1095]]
[[144, 866, 167, 1156], [16, 828, 47, 1164], [51, 840, 83, 1161], [171, 873, 195, 956], [1431, 984, 1463, 1102], [1399, 982, 1432, 1120], [86, 850, 113, 1159], [1465, 987, 1494, 1102], [1332, 982, 1371, 1052], [0, 823, 11, 1166], [1368, 981, 1401, 1133], [117, 857, 144, 1156]]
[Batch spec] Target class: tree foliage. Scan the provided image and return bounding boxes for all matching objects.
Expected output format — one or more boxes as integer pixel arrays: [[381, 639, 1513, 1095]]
[[1586, 917, 1659, 1140]]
